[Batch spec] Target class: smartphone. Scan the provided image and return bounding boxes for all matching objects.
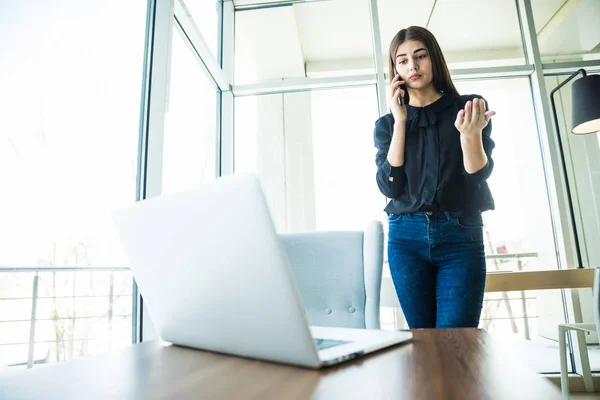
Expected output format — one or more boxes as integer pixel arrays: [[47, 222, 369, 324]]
[[393, 67, 407, 106]]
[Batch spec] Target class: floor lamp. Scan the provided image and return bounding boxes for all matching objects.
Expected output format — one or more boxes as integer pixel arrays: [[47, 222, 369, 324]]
[[550, 69, 600, 268]]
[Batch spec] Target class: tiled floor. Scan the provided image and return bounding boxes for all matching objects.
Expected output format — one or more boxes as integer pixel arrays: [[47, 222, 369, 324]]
[[492, 334, 600, 373], [498, 335, 600, 399]]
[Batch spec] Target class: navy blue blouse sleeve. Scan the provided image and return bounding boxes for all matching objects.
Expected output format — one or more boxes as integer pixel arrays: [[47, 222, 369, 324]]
[[374, 116, 406, 198]]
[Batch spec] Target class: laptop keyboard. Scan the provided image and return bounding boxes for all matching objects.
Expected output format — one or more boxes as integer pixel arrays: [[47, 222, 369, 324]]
[[314, 338, 349, 351]]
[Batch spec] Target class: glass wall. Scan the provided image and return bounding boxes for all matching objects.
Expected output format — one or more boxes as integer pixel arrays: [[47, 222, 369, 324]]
[[2, 0, 600, 378], [181, 0, 220, 61], [234, 0, 375, 83], [454, 78, 557, 272], [0, 0, 147, 367], [235, 86, 382, 233], [544, 72, 600, 270], [162, 24, 218, 195], [231, 0, 600, 376], [545, 70, 600, 370], [533, 0, 600, 64]]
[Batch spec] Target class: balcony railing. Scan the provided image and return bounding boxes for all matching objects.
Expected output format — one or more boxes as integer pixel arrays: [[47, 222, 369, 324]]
[[0, 267, 133, 369], [2, 253, 541, 370]]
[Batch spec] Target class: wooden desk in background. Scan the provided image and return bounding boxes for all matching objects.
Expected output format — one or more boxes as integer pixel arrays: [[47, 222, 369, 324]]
[[0, 329, 561, 400]]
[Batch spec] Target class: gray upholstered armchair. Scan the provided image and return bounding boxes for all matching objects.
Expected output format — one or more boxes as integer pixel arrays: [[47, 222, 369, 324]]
[[280, 221, 384, 330]]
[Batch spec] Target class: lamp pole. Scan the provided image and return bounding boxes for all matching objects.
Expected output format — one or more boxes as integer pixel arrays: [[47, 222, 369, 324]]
[[549, 68, 587, 269]]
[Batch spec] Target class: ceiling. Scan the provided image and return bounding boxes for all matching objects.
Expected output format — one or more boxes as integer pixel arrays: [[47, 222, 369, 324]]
[[233, 0, 600, 83]]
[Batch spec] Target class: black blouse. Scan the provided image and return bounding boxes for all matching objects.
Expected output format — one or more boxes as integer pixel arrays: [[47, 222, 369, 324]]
[[374, 93, 495, 215]]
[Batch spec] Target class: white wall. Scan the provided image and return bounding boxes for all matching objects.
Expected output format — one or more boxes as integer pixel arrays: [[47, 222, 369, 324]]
[[255, 94, 317, 233], [283, 93, 317, 232]]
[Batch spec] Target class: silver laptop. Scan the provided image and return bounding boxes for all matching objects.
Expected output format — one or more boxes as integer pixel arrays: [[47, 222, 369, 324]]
[[112, 173, 412, 369]]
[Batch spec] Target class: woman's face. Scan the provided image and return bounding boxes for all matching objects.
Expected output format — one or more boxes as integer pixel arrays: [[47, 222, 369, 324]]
[[394, 40, 433, 90]]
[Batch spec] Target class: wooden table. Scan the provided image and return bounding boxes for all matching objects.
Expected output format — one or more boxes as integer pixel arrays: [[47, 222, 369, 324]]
[[0, 329, 561, 400]]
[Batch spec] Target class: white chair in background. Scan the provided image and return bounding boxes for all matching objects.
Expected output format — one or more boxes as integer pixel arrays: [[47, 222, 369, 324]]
[[280, 221, 384, 330], [559, 267, 600, 399]]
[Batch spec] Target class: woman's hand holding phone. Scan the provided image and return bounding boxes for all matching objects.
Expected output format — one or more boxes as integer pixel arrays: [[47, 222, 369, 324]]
[[390, 73, 407, 125]]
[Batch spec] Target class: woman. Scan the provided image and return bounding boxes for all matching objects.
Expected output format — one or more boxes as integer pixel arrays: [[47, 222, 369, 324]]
[[374, 26, 496, 329]]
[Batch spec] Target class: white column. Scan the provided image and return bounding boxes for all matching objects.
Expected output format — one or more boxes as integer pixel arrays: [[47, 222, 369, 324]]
[[255, 93, 317, 233], [283, 92, 317, 232], [256, 95, 288, 232]]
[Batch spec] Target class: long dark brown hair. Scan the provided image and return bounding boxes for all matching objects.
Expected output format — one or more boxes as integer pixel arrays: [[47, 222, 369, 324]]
[[388, 26, 458, 104]]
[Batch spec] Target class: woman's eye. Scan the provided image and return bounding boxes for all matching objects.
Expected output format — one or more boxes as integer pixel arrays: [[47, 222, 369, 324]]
[[398, 60, 407, 65], [418, 54, 426, 59]]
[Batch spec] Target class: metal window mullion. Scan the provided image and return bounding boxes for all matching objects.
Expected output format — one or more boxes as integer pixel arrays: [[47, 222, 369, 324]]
[[217, 1, 224, 68], [173, 0, 230, 91], [517, 0, 577, 271], [215, 1, 224, 177], [133, 0, 157, 344], [134, 0, 174, 343], [543, 60, 600, 76], [367, 0, 392, 211], [517, 0, 583, 377], [144, 0, 173, 202], [368, 0, 386, 117], [233, 75, 377, 96], [233, 0, 327, 12], [232, 65, 536, 97], [451, 64, 534, 80], [220, 0, 235, 176]]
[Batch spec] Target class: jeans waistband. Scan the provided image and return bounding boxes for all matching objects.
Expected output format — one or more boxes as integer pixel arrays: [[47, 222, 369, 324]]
[[409, 210, 468, 220]]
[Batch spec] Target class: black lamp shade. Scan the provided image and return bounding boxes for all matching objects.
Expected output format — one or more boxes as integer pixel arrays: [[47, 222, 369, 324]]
[[572, 74, 600, 134]]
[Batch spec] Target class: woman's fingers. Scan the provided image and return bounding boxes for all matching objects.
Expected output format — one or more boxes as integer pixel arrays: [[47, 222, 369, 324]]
[[479, 98, 486, 123], [464, 101, 472, 123], [485, 110, 496, 122], [472, 98, 480, 123], [455, 109, 465, 129], [391, 79, 405, 92], [397, 88, 405, 105], [392, 87, 404, 104], [390, 80, 405, 105]]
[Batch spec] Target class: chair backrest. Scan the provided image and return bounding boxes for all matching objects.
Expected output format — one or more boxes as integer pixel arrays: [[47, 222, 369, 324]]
[[279, 221, 384, 329]]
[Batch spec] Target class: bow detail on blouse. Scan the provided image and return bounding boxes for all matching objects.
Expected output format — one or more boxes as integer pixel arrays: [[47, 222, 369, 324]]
[[407, 106, 439, 133]]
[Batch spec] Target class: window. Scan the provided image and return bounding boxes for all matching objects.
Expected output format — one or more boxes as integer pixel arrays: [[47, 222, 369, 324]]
[[234, 86, 382, 233], [162, 25, 218, 195], [0, 0, 146, 367], [180, 0, 220, 62], [533, 0, 600, 64], [454, 78, 558, 272], [544, 73, 600, 269], [234, 0, 375, 84], [0, 0, 145, 268]]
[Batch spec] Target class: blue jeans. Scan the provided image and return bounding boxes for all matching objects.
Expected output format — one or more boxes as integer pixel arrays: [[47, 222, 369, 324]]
[[387, 211, 486, 329]]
